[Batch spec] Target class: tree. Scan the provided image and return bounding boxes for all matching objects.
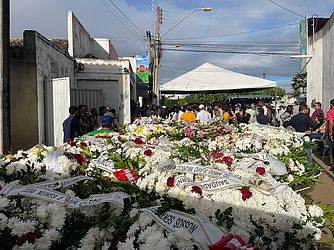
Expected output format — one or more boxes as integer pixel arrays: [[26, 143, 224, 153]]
[[291, 72, 307, 96], [161, 87, 286, 107]]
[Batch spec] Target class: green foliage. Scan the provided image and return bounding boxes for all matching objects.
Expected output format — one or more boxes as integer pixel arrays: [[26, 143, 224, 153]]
[[161, 87, 286, 107], [214, 207, 234, 230], [292, 72, 307, 96]]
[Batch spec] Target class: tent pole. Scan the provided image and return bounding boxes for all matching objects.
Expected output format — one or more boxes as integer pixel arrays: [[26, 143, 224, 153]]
[[274, 87, 277, 123]]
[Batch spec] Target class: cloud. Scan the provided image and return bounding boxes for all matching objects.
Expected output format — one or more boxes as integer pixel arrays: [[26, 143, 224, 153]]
[[10, 0, 334, 88]]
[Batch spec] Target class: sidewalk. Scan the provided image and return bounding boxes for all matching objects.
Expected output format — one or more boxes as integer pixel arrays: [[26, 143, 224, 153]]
[[312, 153, 334, 181]]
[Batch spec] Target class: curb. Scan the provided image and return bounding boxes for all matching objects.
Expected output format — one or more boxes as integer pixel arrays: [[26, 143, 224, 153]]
[[312, 153, 334, 181]]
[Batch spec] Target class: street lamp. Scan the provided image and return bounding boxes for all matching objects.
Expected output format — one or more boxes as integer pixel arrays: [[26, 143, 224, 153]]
[[161, 7, 212, 37]]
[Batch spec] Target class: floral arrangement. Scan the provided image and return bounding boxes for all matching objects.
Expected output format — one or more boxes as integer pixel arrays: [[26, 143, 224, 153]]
[[0, 118, 327, 249]]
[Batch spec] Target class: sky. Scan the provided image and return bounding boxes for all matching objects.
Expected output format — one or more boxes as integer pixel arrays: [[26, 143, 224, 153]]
[[10, 0, 334, 92]]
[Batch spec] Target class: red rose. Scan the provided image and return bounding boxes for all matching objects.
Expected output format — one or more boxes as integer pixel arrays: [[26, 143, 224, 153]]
[[67, 138, 76, 147], [144, 149, 152, 157], [134, 138, 144, 145], [17, 232, 36, 246], [167, 177, 175, 187], [117, 234, 127, 243], [222, 156, 233, 165], [240, 187, 252, 201], [71, 153, 88, 165], [80, 141, 88, 147], [256, 167, 266, 175], [262, 139, 268, 147], [191, 186, 203, 196]]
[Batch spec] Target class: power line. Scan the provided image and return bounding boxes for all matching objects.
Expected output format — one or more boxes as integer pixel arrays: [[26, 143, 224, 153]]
[[100, 0, 144, 40], [162, 48, 296, 55], [163, 42, 299, 46], [164, 22, 299, 41], [267, 0, 304, 18], [141, 0, 156, 15], [106, 0, 145, 33]]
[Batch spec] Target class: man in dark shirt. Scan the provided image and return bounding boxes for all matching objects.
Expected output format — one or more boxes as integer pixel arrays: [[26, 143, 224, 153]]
[[291, 105, 315, 132], [63, 106, 81, 143], [256, 108, 269, 125]]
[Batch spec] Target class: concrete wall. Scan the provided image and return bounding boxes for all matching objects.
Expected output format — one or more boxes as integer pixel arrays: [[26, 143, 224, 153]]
[[34, 31, 75, 144], [307, 13, 334, 114], [322, 16, 334, 113], [10, 44, 38, 151], [68, 11, 91, 58], [74, 58, 135, 124], [91, 38, 118, 60], [307, 29, 324, 110]]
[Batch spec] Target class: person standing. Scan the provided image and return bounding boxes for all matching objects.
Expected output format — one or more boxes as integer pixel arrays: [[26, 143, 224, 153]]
[[290, 105, 315, 132], [78, 105, 92, 134], [256, 108, 269, 125], [327, 99, 334, 169], [280, 105, 294, 128], [171, 106, 184, 121], [246, 103, 257, 123], [311, 102, 324, 123], [196, 104, 211, 124], [180, 105, 196, 123], [96, 106, 106, 129], [83, 116, 114, 137], [63, 106, 80, 143]]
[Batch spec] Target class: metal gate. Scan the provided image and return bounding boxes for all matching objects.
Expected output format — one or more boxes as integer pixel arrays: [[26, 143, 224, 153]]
[[45, 77, 71, 147], [70, 88, 103, 110]]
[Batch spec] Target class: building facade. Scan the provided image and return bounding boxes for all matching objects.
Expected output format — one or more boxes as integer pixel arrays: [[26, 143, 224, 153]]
[[9, 11, 136, 151], [307, 13, 334, 114]]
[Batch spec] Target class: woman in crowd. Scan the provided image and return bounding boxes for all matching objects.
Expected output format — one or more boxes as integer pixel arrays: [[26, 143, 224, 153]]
[[280, 105, 294, 128]]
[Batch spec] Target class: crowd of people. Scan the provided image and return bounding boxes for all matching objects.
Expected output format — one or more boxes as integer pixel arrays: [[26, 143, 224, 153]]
[[62, 105, 118, 143], [63, 99, 334, 167]]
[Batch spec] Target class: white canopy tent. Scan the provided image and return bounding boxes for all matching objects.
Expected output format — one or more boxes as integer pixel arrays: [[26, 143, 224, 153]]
[[160, 63, 277, 94]]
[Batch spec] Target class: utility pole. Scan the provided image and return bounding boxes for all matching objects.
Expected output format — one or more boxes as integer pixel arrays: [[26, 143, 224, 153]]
[[0, 0, 10, 154], [146, 31, 152, 104], [152, 6, 162, 105]]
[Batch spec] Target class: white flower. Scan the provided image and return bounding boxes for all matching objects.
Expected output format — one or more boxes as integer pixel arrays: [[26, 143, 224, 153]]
[[0, 213, 8, 230], [0, 197, 10, 209], [19, 242, 36, 250], [171, 229, 194, 250], [287, 174, 294, 183], [129, 208, 139, 218], [117, 237, 135, 250], [35, 229, 61, 250], [7, 217, 36, 236], [79, 227, 105, 250], [308, 205, 324, 218]]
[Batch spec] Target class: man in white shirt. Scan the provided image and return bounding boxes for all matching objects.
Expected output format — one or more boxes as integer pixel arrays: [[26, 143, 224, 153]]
[[171, 106, 184, 121], [196, 104, 211, 124]]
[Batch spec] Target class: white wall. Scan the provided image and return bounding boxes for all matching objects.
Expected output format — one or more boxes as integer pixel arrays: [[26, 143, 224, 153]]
[[68, 11, 119, 60], [35, 32, 74, 144], [322, 16, 334, 113], [74, 58, 135, 124], [307, 14, 334, 114], [307, 30, 323, 110], [68, 11, 91, 58]]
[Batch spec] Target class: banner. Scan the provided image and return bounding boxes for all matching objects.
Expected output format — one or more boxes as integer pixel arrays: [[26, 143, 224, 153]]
[[0, 176, 130, 208], [140, 206, 225, 250], [136, 55, 149, 84], [4, 187, 129, 208], [91, 156, 115, 173], [158, 161, 230, 179], [174, 176, 245, 192]]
